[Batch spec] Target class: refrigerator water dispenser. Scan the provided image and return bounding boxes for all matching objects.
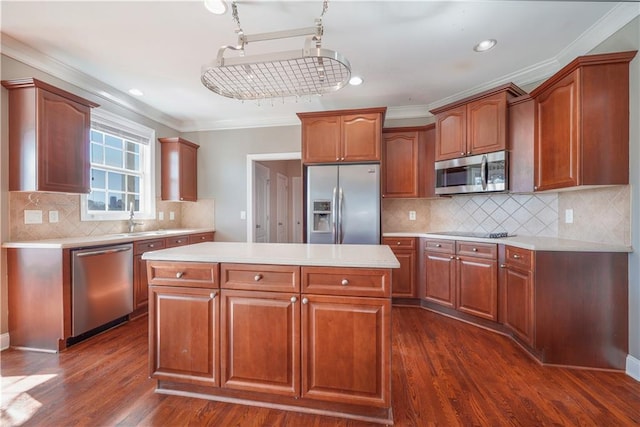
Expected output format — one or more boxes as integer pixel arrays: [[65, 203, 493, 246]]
[[312, 200, 332, 233]]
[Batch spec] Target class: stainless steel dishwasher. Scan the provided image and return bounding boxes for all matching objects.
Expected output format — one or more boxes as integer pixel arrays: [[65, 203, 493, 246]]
[[72, 243, 133, 337]]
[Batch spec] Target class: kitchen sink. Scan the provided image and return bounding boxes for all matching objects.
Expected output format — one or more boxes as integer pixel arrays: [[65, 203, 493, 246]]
[[114, 230, 169, 237]]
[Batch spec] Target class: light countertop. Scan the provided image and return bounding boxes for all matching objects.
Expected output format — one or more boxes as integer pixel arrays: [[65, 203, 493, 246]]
[[383, 232, 632, 253], [142, 242, 401, 269], [2, 228, 215, 249]]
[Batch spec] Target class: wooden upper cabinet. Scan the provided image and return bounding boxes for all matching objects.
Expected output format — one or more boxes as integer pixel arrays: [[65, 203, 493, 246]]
[[530, 51, 636, 191], [2, 78, 99, 193], [508, 95, 535, 193], [159, 137, 199, 201], [431, 83, 525, 162], [297, 107, 386, 164], [382, 125, 435, 198]]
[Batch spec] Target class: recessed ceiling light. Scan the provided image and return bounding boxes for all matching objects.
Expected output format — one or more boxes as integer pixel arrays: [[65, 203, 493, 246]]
[[473, 39, 497, 52], [349, 76, 363, 86], [204, 0, 227, 14], [128, 88, 144, 96]]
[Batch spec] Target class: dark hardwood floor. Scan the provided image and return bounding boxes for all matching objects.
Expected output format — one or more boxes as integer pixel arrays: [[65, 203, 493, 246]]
[[2, 307, 639, 426]]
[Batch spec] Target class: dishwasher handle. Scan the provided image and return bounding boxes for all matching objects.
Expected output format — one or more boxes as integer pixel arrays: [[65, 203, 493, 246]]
[[75, 247, 132, 258]]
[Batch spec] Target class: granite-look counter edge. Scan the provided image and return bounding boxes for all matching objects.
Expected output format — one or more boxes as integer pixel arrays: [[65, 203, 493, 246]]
[[383, 232, 632, 253], [142, 241, 401, 269], [2, 228, 215, 249]]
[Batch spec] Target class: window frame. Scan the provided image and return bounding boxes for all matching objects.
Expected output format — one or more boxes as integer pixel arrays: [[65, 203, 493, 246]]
[[81, 109, 156, 221]]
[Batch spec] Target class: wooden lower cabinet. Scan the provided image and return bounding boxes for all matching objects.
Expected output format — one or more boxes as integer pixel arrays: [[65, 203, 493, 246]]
[[424, 250, 456, 307], [383, 237, 417, 298], [148, 285, 219, 386], [220, 289, 300, 397], [302, 294, 391, 408], [456, 255, 497, 321], [502, 264, 534, 345]]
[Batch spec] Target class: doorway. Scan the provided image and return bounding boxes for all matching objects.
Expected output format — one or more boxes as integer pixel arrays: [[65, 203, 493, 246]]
[[246, 152, 302, 243]]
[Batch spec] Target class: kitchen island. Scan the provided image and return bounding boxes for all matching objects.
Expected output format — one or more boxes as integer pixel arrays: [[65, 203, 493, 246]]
[[142, 242, 399, 425]]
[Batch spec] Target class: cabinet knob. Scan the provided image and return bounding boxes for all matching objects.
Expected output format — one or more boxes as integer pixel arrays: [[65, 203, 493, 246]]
[[472, 248, 478, 252], [396, 241, 401, 246], [341, 279, 349, 286], [149, 244, 154, 248], [512, 254, 521, 259], [290, 296, 297, 303], [467, 152, 471, 155], [534, 186, 538, 191], [461, 152, 465, 156], [180, 197, 184, 201], [302, 297, 309, 304], [450, 256, 455, 259], [254, 273, 263, 281], [176, 272, 184, 279], [456, 256, 461, 260], [435, 243, 441, 248], [500, 264, 507, 268], [210, 291, 218, 298]]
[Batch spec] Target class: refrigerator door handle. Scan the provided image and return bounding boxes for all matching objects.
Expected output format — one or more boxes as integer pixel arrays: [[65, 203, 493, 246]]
[[332, 187, 338, 244], [338, 187, 344, 244]]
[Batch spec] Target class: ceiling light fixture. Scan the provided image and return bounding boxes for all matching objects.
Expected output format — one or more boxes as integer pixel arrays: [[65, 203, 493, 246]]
[[204, 0, 227, 15], [128, 88, 144, 96], [201, 0, 351, 101], [349, 76, 363, 86], [473, 39, 497, 52]]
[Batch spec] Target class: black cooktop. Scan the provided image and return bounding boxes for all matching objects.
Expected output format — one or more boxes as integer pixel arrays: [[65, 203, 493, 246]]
[[428, 231, 511, 239]]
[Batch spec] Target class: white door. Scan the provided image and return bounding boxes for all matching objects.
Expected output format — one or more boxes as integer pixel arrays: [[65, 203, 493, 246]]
[[291, 176, 303, 243], [254, 163, 270, 243], [276, 173, 288, 243]]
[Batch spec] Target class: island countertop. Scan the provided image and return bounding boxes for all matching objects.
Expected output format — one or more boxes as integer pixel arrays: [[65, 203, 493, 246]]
[[142, 241, 401, 268]]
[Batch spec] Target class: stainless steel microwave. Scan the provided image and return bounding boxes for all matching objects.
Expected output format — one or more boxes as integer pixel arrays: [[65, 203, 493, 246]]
[[435, 151, 507, 195]]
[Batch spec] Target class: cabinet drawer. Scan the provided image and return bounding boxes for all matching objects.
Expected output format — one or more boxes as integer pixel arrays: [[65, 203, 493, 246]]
[[456, 241, 497, 260], [505, 246, 533, 270], [165, 235, 190, 248], [134, 238, 166, 255], [189, 232, 215, 244], [424, 239, 455, 254], [147, 261, 218, 288], [221, 264, 300, 293], [382, 237, 416, 250], [302, 267, 390, 297]]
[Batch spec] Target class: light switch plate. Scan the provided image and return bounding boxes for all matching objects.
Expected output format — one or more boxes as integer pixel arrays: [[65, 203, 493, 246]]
[[24, 210, 43, 224], [49, 210, 59, 223], [169, 211, 175, 221], [565, 209, 574, 224], [158, 211, 164, 220], [240, 211, 246, 220]]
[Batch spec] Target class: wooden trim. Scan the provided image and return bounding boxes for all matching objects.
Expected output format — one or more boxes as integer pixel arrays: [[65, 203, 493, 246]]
[[297, 106, 387, 121], [1, 77, 99, 108], [382, 123, 435, 133], [430, 82, 526, 114], [158, 136, 200, 149]]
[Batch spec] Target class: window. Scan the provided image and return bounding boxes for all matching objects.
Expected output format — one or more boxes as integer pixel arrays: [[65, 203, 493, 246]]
[[81, 109, 156, 221]]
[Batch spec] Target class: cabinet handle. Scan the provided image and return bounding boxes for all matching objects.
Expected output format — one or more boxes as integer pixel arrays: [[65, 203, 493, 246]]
[[396, 241, 401, 245], [500, 264, 507, 268], [472, 248, 478, 252], [341, 279, 349, 286], [450, 256, 455, 259], [467, 151, 471, 155], [460, 152, 465, 156], [456, 257, 460, 260], [435, 244, 441, 248], [210, 291, 218, 298], [512, 254, 521, 259], [254, 273, 263, 281], [302, 297, 309, 304], [290, 296, 297, 303], [534, 186, 538, 191], [176, 272, 184, 279], [149, 244, 154, 248]]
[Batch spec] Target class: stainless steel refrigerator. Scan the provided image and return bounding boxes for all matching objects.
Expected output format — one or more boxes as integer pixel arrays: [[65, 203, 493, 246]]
[[306, 164, 380, 244]]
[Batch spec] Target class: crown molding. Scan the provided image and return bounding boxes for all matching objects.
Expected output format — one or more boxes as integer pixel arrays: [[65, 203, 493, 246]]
[[0, 34, 184, 131]]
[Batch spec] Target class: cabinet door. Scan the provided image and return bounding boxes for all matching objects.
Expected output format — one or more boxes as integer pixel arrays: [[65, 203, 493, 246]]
[[504, 266, 534, 346], [456, 256, 497, 321], [424, 251, 456, 308], [133, 254, 148, 310], [149, 285, 219, 387], [382, 131, 418, 198], [390, 250, 416, 298], [534, 71, 580, 191], [301, 116, 341, 163], [220, 290, 300, 397], [179, 143, 198, 201], [467, 92, 507, 155], [38, 89, 91, 193], [341, 113, 381, 162], [301, 295, 391, 408], [435, 105, 466, 161]]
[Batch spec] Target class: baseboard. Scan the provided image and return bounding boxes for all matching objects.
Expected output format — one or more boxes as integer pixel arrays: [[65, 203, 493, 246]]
[[627, 354, 640, 381], [1, 332, 9, 351]]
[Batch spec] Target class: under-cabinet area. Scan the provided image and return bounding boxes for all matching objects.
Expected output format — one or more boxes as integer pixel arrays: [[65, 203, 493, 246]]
[[143, 242, 397, 425]]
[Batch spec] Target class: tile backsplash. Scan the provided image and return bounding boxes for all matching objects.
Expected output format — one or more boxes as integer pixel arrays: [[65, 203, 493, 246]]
[[8, 192, 215, 241], [383, 185, 631, 246]]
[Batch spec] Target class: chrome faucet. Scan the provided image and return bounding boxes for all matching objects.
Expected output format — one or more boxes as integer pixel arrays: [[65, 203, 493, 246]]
[[128, 202, 143, 233]]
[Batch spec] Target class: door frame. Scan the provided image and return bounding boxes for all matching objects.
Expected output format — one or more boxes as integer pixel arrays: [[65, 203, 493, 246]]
[[246, 152, 301, 243]]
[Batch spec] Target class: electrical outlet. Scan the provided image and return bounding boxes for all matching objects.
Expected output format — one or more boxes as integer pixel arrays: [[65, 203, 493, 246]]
[[49, 210, 59, 223], [169, 211, 175, 221], [24, 210, 43, 224], [565, 209, 574, 224], [158, 211, 164, 220], [240, 211, 246, 220], [409, 210, 417, 221]]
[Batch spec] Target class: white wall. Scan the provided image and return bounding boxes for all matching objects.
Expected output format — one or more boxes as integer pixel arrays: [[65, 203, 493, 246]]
[[182, 126, 301, 242]]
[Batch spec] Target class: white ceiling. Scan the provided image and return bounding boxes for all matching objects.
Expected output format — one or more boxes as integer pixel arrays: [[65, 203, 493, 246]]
[[1, 1, 638, 132]]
